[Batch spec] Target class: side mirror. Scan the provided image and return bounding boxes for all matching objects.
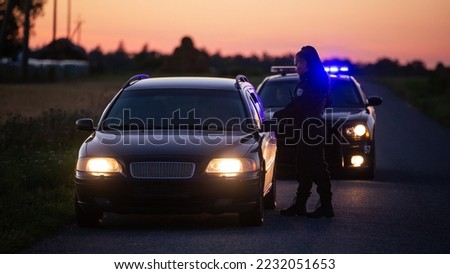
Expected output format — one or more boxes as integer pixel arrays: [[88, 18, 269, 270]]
[[76, 118, 95, 131], [367, 96, 383, 107]]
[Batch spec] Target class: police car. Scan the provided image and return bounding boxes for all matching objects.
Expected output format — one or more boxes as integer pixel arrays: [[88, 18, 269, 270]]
[[257, 66, 383, 179]]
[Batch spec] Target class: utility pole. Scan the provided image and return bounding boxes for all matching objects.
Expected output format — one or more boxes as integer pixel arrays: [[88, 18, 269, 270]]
[[67, 0, 71, 39], [21, 0, 31, 80], [52, 0, 57, 41], [0, 0, 14, 57]]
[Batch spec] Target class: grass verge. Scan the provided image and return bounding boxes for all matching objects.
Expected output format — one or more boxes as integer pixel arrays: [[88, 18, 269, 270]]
[[0, 110, 91, 253], [367, 76, 450, 128]]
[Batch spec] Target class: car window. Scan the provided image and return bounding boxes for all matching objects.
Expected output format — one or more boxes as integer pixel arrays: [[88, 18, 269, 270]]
[[259, 77, 364, 108], [259, 79, 296, 107], [102, 89, 246, 130]]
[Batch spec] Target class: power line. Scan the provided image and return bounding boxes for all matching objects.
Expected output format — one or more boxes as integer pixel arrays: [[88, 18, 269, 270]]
[[71, 16, 84, 45]]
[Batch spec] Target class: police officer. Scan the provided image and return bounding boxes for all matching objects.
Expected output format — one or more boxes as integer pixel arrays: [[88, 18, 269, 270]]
[[275, 46, 334, 218]]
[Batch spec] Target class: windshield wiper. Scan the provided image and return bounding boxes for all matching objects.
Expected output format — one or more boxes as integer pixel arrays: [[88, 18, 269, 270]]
[[177, 124, 225, 131], [102, 124, 172, 130]]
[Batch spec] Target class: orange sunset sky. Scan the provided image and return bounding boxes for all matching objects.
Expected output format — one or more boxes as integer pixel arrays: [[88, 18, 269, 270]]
[[30, 0, 450, 68]]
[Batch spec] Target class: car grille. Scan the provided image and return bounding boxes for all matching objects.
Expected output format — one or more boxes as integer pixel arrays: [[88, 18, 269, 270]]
[[130, 162, 195, 179]]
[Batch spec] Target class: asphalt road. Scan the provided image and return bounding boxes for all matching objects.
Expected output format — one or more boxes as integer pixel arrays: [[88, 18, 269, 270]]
[[25, 81, 450, 254]]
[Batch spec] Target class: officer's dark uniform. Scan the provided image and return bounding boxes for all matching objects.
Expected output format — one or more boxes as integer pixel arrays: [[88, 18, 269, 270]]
[[275, 62, 334, 218]]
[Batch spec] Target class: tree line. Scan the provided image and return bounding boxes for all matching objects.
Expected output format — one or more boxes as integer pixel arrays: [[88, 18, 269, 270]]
[[27, 35, 449, 78]]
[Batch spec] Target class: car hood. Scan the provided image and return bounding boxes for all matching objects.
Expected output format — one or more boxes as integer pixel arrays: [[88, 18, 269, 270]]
[[79, 130, 258, 159], [264, 107, 367, 121], [323, 107, 367, 122]]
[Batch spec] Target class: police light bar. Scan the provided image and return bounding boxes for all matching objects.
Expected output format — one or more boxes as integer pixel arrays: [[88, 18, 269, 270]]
[[270, 66, 296, 75], [324, 66, 349, 74]]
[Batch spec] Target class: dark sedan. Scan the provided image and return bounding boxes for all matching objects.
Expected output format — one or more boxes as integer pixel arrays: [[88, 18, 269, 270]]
[[75, 75, 277, 227], [257, 66, 382, 179]]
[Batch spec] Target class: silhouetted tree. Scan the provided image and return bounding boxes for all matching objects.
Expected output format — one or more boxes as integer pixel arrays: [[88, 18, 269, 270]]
[[88, 45, 105, 74], [161, 36, 210, 74], [259, 53, 293, 73], [429, 63, 450, 95], [33, 38, 88, 60], [0, 0, 45, 58], [403, 60, 428, 76], [133, 44, 150, 70], [133, 43, 165, 72], [362, 58, 401, 76], [104, 41, 132, 71]]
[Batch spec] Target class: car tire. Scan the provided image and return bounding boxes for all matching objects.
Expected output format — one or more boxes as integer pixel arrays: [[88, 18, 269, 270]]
[[75, 198, 102, 227], [264, 166, 277, 210], [239, 178, 264, 226]]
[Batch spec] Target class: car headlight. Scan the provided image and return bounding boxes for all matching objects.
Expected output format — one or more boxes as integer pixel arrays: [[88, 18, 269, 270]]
[[205, 158, 257, 177], [350, 155, 365, 167], [345, 124, 368, 138], [76, 157, 123, 176]]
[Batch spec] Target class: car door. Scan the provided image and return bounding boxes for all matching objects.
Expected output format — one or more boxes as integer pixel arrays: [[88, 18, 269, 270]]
[[245, 88, 277, 194]]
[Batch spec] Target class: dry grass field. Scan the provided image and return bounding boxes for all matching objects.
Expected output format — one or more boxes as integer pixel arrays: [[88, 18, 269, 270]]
[[0, 74, 267, 123], [0, 78, 123, 123]]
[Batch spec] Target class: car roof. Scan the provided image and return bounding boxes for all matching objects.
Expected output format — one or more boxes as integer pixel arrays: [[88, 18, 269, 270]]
[[263, 73, 352, 82], [125, 77, 239, 91]]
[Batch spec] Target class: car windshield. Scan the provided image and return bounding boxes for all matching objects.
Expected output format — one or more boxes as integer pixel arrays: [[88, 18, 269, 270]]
[[102, 89, 247, 130], [259, 77, 364, 108], [330, 79, 364, 107]]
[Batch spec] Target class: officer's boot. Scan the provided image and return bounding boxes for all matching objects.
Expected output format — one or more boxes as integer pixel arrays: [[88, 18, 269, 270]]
[[306, 194, 334, 218], [280, 195, 308, 216]]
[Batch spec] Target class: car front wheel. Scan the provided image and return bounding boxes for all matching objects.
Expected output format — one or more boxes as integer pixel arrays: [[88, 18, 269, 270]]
[[75, 198, 102, 227], [264, 166, 277, 209], [239, 178, 264, 226]]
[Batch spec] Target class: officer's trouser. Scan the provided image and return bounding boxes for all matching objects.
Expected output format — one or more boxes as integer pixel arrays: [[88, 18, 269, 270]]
[[295, 119, 332, 202]]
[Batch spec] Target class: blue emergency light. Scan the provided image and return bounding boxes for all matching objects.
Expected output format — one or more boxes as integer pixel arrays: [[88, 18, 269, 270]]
[[271, 65, 350, 75], [324, 66, 349, 74]]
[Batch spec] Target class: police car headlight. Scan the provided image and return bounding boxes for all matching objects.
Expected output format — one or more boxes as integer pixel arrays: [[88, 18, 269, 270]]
[[345, 124, 368, 138], [77, 157, 123, 176], [351, 155, 365, 167], [206, 158, 257, 177]]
